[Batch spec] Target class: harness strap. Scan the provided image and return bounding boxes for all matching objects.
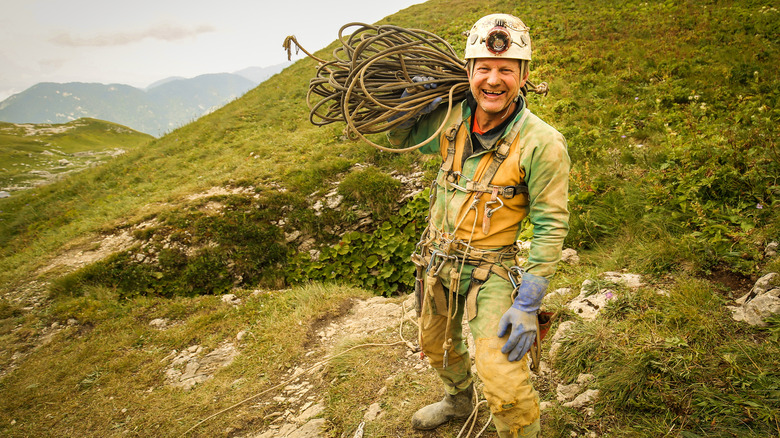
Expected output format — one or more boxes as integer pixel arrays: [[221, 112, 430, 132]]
[[442, 108, 530, 202], [466, 108, 529, 192], [441, 122, 460, 173], [466, 266, 490, 321]]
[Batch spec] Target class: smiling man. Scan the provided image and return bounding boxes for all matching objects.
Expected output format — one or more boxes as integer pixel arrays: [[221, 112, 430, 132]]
[[387, 14, 571, 438]]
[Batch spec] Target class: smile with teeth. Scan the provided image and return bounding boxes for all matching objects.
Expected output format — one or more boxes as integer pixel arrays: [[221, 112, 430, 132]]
[[483, 90, 505, 96]]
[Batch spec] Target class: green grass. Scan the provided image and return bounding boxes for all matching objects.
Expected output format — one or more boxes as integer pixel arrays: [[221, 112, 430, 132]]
[[0, 119, 153, 189], [0, 283, 370, 437], [551, 277, 780, 437]]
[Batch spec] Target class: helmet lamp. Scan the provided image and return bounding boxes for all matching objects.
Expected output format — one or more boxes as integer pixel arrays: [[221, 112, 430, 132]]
[[485, 26, 511, 54]]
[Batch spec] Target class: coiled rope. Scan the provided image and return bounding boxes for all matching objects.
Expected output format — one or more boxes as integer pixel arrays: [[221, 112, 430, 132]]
[[283, 23, 547, 153]]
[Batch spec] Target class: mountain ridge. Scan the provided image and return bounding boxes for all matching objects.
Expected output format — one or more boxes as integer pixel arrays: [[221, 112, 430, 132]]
[[0, 62, 291, 137]]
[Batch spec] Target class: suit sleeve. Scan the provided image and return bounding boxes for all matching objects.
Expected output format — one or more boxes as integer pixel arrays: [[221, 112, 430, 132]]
[[521, 133, 570, 278]]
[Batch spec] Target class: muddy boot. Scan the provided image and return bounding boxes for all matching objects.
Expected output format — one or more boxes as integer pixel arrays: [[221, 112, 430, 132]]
[[411, 384, 474, 430]]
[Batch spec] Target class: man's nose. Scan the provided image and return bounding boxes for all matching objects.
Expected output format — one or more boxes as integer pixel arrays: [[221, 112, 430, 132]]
[[486, 69, 501, 85]]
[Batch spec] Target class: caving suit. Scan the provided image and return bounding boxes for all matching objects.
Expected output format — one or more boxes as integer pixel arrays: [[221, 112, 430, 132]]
[[387, 94, 570, 437]]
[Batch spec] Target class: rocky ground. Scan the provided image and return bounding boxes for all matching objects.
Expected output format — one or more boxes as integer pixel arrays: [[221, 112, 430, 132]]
[[5, 243, 778, 437], [154, 254, 770, 438], [4, 180, 777, 436]]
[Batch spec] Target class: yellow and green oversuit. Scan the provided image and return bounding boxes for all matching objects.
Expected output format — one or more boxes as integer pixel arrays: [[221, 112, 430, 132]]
[[388, 95, 570, 437]]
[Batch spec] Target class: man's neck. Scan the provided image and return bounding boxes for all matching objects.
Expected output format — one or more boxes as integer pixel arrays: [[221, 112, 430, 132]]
[[474, 102, 517, 132]]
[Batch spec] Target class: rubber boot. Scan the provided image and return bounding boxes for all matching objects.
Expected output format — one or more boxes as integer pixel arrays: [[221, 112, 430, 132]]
[[411, 384, 474, 430]]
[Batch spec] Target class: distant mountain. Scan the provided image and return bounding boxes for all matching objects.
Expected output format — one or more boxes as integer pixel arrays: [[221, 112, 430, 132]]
[[234, 62, 292, 83], [145, 76, 187, 90], [0, 66, 285, 137]]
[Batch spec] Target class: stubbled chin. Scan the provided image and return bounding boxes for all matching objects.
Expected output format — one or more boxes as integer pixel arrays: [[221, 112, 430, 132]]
[[478, 98, 509, 114]]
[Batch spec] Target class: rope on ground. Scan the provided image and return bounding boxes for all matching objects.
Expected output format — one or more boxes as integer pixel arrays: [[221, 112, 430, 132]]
[[284, 23, 547, 153]]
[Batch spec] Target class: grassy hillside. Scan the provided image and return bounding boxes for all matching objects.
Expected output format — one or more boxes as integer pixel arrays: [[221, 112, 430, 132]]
[[0, 0, 778, 437], [0, 119, 153, 190]]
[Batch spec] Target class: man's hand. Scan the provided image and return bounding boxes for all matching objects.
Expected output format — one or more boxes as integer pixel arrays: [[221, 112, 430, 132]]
[[390, 76, 442, 128], [497, 308, 537, 362], [497, 271, 549, 362]]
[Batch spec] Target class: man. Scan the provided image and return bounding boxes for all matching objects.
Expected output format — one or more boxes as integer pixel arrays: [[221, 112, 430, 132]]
[[386, 14, 570, 438]]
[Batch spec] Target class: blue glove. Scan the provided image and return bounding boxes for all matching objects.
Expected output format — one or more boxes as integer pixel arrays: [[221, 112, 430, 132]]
[[390, 76, 442, 129], [497, 272, 549, 362]]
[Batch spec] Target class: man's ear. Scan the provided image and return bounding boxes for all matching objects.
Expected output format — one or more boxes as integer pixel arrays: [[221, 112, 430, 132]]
[[520, 70, 530, 87]]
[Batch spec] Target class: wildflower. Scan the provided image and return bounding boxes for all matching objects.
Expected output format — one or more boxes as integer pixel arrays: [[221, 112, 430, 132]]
[[605, 292, 614, 300], [757, 203, 763, 209]]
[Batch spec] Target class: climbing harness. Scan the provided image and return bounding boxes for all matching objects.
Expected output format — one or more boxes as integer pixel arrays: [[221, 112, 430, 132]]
[[283, 23, 548, 153]]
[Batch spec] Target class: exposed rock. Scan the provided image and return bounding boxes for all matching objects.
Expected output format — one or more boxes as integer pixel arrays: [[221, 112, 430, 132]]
[[735, 273, 780, 305], [363, 402, 383, 421], [285, 230, 302, 243], [766, 241, 778, 258], [602, 271, 643, 289], [548, 320, 576, 361], [165, 342, 238, 390], [729, 272, 780, 327], [580, 279, 598, 295], [299, 238, 317, 253], [557, 382, 582, 402], [0, 191, 9, 198], [557, 373, 597, 408], [312, 199, 325, 215], [325, 191, 343, 209], [567, 286, 615, 321], [149, 318, 169, 329], [563, 389, 600, 409], [543, 287, 571, 304], [316, 296, 406, 343], [286, 418, 327, 438], [561, 248, 580, 265], [292, 403, 324, 424], [221, 293, 242, 306]]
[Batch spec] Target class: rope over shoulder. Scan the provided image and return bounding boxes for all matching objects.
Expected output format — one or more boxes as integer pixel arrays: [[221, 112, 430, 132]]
[[284, 23, 548, 153]]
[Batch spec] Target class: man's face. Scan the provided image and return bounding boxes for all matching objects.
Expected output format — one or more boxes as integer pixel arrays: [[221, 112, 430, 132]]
[[469, 58, 526, 116]]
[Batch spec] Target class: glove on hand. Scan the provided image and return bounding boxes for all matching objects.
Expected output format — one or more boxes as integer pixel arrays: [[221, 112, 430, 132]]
[[497, 272, 549, 362], [390, 76, 442, 129]]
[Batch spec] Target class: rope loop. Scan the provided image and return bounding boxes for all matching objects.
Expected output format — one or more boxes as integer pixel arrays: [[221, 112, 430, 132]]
[[284, 23, 549, 153]]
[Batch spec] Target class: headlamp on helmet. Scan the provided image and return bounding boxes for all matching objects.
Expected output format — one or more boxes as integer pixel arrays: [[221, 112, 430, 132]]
[[486, 25, 511, 54], [465, 14, 532, 61]]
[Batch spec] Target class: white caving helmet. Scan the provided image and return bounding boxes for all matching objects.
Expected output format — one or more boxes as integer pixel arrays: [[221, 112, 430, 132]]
[[465, 14, 532, 61]]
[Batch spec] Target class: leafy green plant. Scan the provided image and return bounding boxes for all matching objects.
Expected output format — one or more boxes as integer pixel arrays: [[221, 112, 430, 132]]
[[287, 189, 429, 296]]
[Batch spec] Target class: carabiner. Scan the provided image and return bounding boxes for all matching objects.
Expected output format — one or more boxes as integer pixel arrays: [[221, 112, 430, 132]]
[[484, 195, 504, 218], [508, 265, 525, 289]]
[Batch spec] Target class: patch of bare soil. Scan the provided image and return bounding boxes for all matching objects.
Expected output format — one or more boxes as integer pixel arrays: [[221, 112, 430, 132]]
[[707, 267, 753, 300]]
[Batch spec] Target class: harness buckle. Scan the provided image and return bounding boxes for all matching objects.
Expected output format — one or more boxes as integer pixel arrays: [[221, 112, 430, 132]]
[[502, 186, 516, 199]]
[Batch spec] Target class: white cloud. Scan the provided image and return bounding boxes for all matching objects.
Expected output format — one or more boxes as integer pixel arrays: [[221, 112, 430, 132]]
[[50, 23, 217, 47]]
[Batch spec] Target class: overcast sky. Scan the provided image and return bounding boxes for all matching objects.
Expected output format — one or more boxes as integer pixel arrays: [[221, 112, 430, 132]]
[[0, 0, 425, 101]]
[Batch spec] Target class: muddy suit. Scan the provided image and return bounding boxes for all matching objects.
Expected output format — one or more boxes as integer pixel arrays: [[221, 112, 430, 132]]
[[388, 93, 570, 437]]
